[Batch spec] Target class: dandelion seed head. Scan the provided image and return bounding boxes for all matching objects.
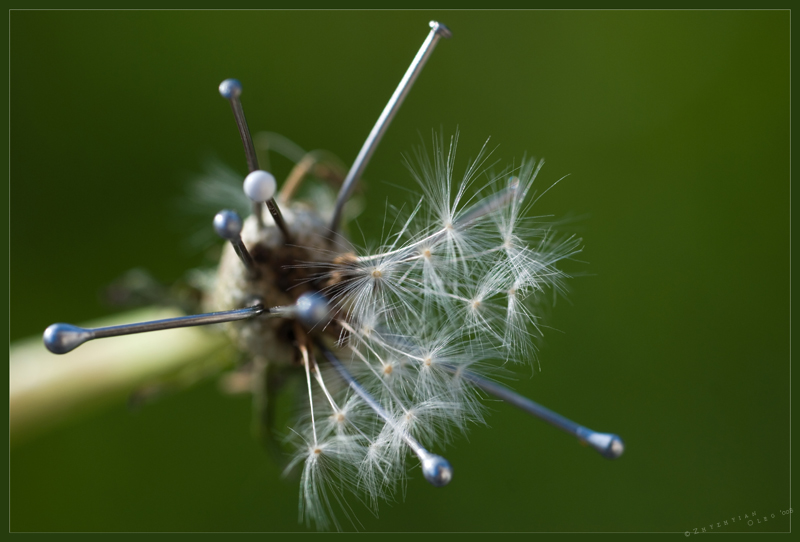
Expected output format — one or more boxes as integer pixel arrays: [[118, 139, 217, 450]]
[[249, 137, 582, 526], [40, 21, 605, 532]]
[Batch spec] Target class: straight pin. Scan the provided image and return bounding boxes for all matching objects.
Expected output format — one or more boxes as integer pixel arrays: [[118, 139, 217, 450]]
[[329, 21, 452, 236], [319, 344, 453, 487], [213, 210, 257, 276], [44, 304, 266, 355], [457, 369, 625, 459], [218, 79, 292, 241]]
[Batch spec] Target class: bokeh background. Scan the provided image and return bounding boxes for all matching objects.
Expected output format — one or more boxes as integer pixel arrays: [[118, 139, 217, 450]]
[[10, 10, 790, 532]]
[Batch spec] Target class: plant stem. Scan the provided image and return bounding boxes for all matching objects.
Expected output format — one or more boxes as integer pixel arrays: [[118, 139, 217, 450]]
[[10, 307, 229, 446]]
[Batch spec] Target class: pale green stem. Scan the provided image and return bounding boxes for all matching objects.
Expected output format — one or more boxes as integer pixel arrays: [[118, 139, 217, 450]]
[[10, 307, 228, 446]]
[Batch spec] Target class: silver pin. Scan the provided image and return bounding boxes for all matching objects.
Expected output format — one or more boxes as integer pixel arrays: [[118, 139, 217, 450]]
[[458, 370, 624, 459], [218, 79, 292, 241], [329, 21, 452, 236], [294, 291, 335, 330], [213, 210, 257, 276], [304, 289, 622, 461], [319, 344, 453, 487], [44, 304, 266, 355]]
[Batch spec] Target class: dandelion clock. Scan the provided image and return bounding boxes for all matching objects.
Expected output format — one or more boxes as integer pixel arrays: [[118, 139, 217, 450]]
[[27, 19, 623, 531]]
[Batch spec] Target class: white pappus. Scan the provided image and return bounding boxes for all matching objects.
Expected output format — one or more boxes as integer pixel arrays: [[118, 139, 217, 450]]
[[42, 20, 624, 531]]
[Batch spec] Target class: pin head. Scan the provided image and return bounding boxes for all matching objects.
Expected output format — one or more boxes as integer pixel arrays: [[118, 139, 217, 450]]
[[295, 291, 333, 330], [213, 210, 243, 241], [243, 170, 277, 202], [603, 435, 625, 459], [420, 453, 453, 487], [43, 323, 92, 355], [584, 431, 625, 460], [429, 21, 453, 39], [218, 78, 242, 100]]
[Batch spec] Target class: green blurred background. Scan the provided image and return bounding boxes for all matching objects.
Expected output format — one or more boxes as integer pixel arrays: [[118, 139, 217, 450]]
[[10, 10, 789, 532]]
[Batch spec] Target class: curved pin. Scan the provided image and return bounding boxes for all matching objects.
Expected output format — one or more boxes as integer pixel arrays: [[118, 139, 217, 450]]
[[319, 344, 453, 487], [218, 79, 292, 241], [213, 210, 257, 276], [44, 304, 266, 355], [329, 21, 452, 236], [458, 369, 624, 460]]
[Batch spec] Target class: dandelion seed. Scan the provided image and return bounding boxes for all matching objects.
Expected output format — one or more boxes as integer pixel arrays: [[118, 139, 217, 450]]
[[42, 20, 624, 531]]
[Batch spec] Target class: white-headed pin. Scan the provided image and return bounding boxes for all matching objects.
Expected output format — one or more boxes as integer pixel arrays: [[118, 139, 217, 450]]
[[218, 78, 292, 241]]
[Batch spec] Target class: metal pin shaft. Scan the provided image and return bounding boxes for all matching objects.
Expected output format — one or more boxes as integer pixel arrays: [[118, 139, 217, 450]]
[[330, 21, 452, 235], [219, 79, 292, 240], [458, 369, 624, 459], [319, 343, 453, 487], [44, 305, 266, 355], [231, 239, 256, 275], [223, 83, 262, 223], [214, 210, 257, 277]]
